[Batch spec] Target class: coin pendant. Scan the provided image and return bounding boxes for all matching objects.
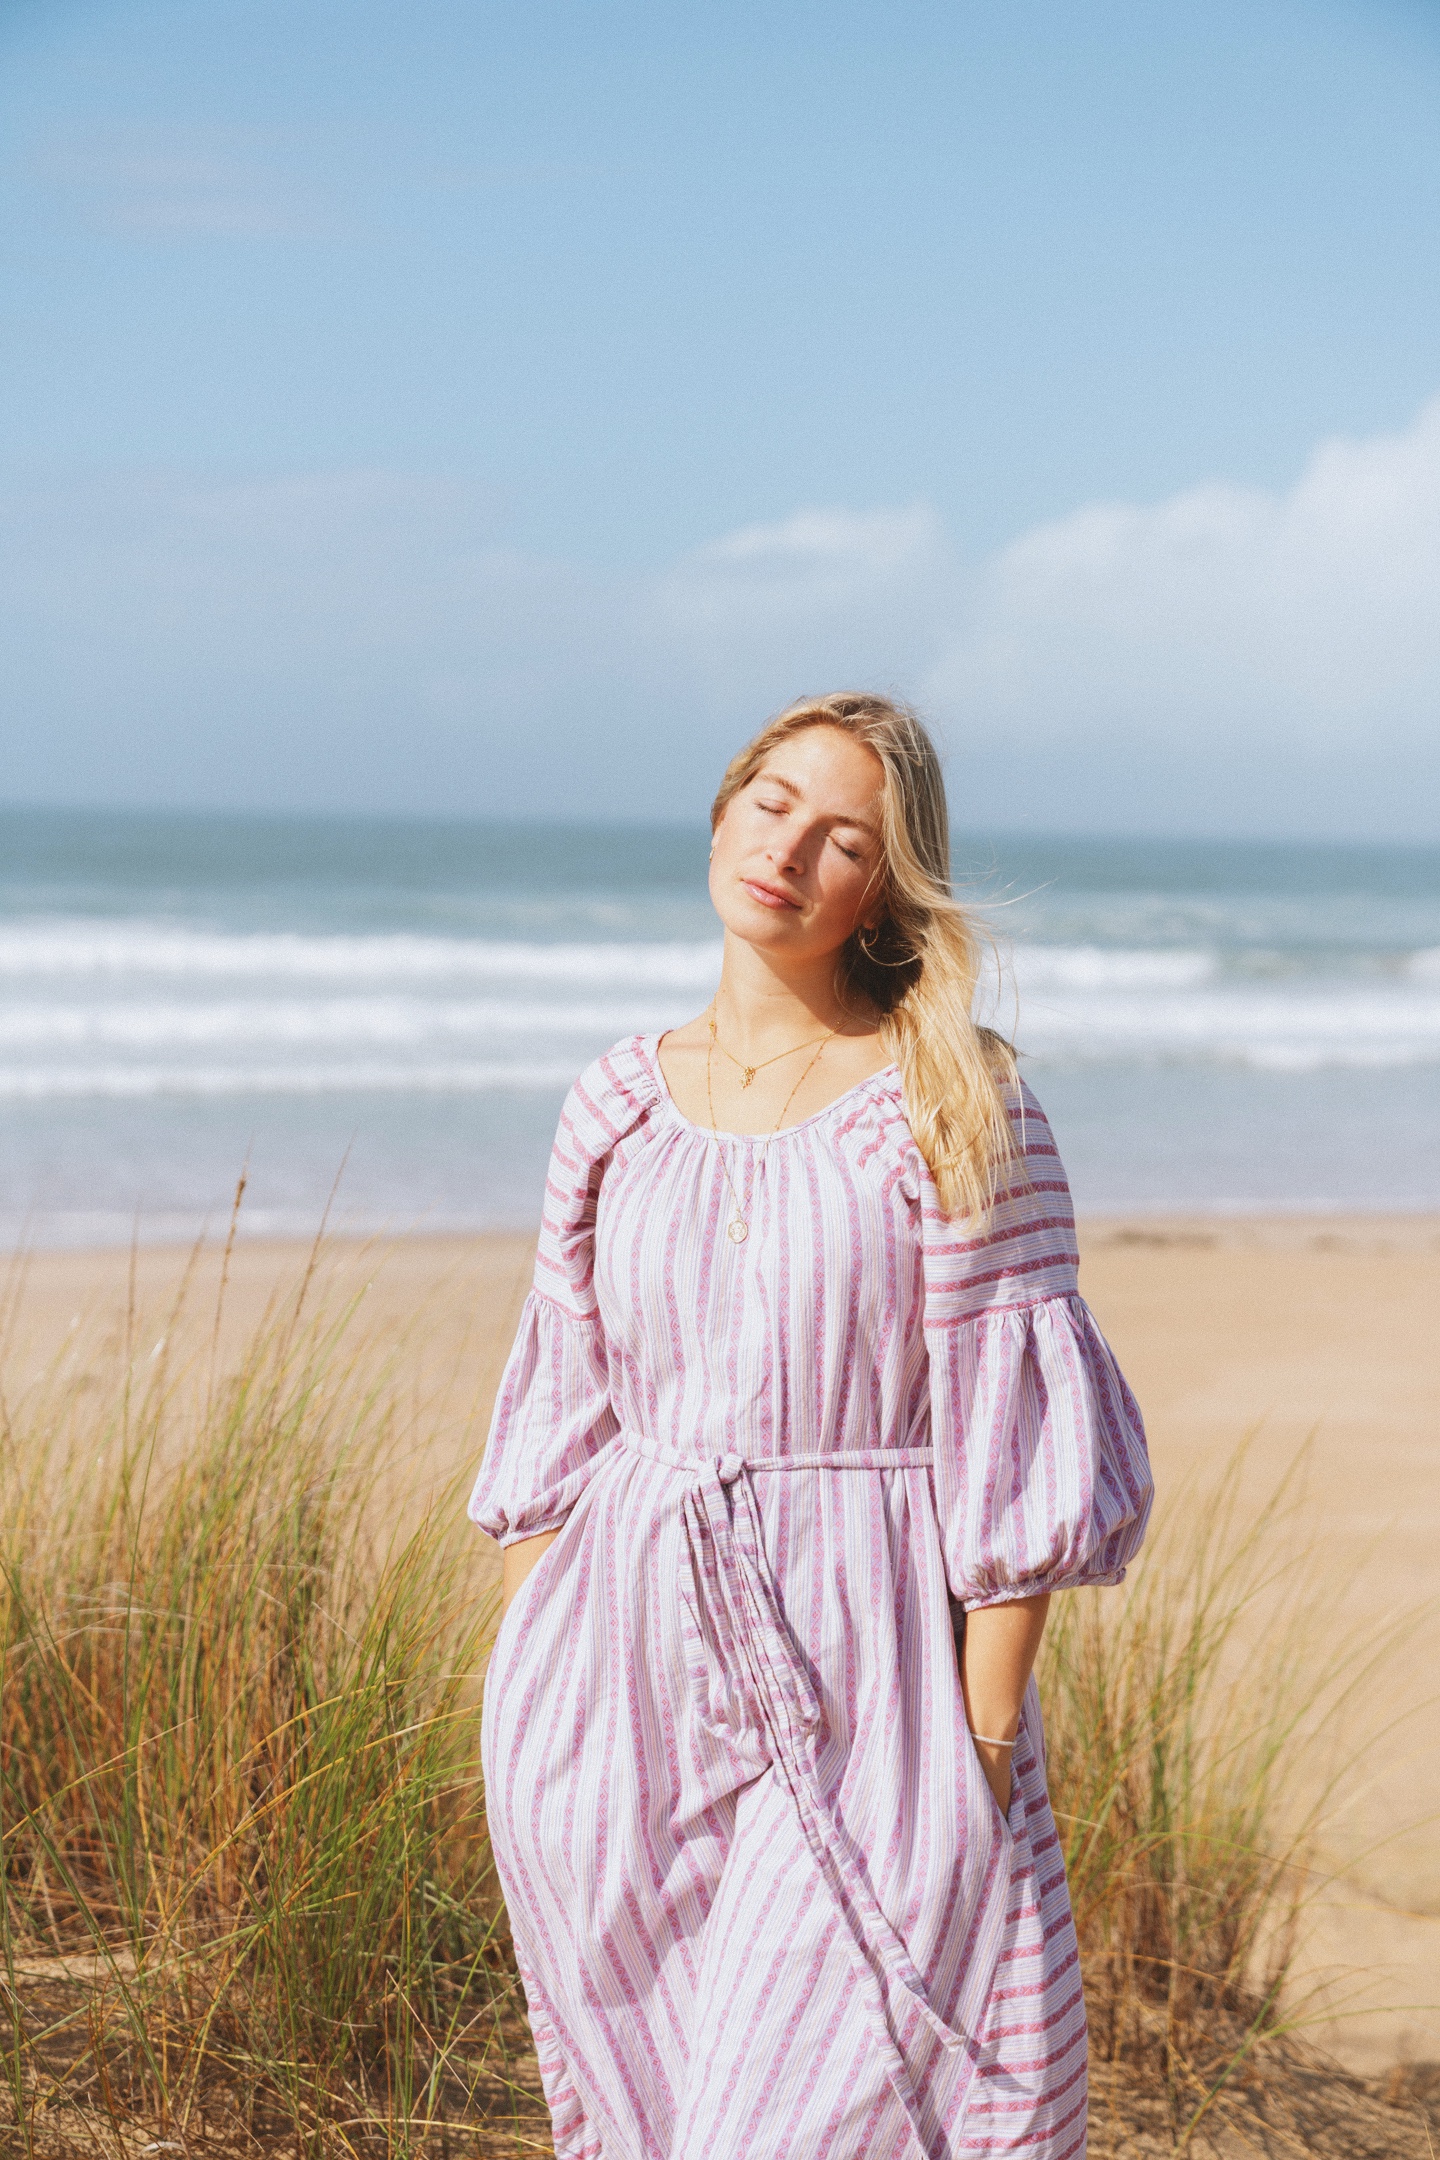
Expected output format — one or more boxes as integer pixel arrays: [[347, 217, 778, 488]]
[[728, 1217, 749, 1244]]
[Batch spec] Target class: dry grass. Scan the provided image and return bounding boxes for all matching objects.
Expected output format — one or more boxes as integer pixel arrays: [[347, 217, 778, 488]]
[[1, 1228, 539, 2156], [1, 1230, 1429, 2155], [1042, 1447, 1429, 2148]]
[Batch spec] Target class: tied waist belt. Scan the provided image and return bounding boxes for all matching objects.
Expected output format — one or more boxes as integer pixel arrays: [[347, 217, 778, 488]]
[[621, 1432, 936, 1480], [614, 1429, 991, 2156]]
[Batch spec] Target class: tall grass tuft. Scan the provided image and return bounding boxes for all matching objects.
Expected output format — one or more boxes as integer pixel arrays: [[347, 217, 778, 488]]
[[1041, 1445, 1408, 2139], [0, 1239, 535, 2157]]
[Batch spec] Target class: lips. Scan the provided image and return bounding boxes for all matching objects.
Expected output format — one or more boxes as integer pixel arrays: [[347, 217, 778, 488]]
[[741, 878, 802, 911]]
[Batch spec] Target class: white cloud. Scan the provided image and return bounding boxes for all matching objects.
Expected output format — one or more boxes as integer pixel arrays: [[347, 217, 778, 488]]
[[38, 126, 326, 239], [654, 504, 959, 721], [684, 503, 943, 576], [3, 401, 1439, 832], [928, 397, 1440, 758]]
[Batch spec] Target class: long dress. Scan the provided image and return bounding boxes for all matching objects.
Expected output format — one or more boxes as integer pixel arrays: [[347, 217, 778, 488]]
[[470, 1034, 1152, 2160]]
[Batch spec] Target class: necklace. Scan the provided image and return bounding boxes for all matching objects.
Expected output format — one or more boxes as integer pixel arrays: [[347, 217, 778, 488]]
[[707, 1008, 836, 1089], [705, 1020, 832, 1245]]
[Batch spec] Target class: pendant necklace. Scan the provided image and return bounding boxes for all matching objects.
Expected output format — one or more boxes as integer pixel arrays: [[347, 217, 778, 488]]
[[708, 1009, 835, 1090], [705, 1009, 834, 1244]]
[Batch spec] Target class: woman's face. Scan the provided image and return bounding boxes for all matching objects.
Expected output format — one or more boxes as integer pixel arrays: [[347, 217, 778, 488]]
[[709, 724, 886, 964]]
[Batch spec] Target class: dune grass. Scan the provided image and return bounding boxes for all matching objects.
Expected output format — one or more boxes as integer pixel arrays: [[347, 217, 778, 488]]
[[1, 1235, 534, 2157], [0, 1234, 1408, 2154], [1040, 1446, 1414, 2142]]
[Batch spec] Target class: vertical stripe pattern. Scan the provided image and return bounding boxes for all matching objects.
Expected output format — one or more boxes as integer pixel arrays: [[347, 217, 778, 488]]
[[470, 1035, 1152, 2159]]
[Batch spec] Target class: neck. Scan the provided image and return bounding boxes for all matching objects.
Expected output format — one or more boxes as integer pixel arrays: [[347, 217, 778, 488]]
[[713, 933, 860, 1050]]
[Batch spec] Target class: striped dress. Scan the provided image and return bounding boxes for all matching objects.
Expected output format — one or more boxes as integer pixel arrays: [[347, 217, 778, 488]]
[[470, 1034, 1152, 2160]]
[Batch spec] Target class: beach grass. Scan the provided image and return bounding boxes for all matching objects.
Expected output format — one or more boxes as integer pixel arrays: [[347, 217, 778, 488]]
[[1, 1231, 541, 2156], [0, 1235, 1417, 2155], [1039, 1443, 1412, 2143]]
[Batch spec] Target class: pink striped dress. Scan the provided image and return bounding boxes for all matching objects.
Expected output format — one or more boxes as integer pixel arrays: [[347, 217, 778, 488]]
[[470, 1035, 1151, 2160]]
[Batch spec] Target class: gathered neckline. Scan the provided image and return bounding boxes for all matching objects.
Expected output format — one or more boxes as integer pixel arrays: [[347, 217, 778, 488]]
[[641, 1032, 901, 1143]]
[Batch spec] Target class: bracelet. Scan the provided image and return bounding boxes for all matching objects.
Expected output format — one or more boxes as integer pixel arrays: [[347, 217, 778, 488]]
[[969, 1730, 1017, 1748]]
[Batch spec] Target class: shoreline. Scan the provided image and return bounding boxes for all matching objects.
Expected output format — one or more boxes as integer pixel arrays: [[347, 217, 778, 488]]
[[4, 1214, 1436, 2076], [5, 1206, 1440, 1261]]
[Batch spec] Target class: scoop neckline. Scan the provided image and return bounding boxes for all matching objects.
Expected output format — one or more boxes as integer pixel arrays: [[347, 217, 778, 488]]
[[643, 1031, 900, 1142]]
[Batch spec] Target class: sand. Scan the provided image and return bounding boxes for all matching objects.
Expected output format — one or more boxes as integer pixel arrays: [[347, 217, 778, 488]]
[[4, 1216, 1436, 2076], [1079, 1215, 1440, 2075]]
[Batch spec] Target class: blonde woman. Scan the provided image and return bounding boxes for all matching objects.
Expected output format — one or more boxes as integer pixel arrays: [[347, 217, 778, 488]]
[[471, 695, 1152, 2159]]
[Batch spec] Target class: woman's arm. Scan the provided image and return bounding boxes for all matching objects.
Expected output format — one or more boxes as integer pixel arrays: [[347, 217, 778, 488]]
[[959, 1593, 1051, 1814], [501, 1529, 560, 1617]]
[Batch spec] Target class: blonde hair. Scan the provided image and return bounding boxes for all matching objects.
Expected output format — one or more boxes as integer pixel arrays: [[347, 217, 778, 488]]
[[710, 692, 1017, 1221]]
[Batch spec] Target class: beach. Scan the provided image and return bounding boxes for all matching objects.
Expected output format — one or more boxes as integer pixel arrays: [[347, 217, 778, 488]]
[[6, 1212, 1435, 2081]]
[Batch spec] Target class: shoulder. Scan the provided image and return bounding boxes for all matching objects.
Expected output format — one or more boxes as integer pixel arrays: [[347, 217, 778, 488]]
[[558, 1034, 664, 1162], [823, 1062, 925, 1188], [919, 1071, 1081, 1321], [1003, 1073, 1068, 1180], [536, 1037, 664, 1315], [831, 1064, 1060, 1192]]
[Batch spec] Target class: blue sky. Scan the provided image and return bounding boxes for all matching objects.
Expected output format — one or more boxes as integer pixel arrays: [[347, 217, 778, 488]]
[[3, 0, 1439, 832]]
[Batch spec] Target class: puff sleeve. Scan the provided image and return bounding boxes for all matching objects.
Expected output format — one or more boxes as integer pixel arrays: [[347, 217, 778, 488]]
[[467, 1044, 655, 1545], [923, 1079, 1153, 1608]]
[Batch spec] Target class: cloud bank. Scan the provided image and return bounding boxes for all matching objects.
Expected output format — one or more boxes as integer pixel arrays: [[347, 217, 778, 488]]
[[4, 401, 1439, 834]]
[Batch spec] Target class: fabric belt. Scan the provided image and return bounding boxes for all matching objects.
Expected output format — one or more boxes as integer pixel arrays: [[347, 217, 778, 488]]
[[622, 1432, 936, 1479], [617, 1429, 983, 2155]]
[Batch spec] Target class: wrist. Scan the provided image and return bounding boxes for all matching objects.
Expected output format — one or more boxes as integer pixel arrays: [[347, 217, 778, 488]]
[[961, 1699, 1021, 1745]]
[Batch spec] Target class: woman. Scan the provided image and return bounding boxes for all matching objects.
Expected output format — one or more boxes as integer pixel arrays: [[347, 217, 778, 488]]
[[470, 694, 1152, 2160]]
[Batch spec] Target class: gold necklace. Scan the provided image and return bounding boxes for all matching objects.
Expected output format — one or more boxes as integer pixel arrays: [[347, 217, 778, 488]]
[[707, 1006, 836, 1089], [705, 1025, 831, 1244]]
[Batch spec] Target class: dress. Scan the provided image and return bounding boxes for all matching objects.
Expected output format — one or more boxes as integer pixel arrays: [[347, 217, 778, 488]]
[[470, 1035, 1152, 2160]]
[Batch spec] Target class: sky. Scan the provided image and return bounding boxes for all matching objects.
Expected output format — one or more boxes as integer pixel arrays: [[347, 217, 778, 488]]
[[2, 0, 1439, 836]]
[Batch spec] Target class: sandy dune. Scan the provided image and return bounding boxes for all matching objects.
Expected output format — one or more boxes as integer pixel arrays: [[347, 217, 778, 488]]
[[1079, 1215, 1439, 2074], [4, 1216, 1436, 2075]]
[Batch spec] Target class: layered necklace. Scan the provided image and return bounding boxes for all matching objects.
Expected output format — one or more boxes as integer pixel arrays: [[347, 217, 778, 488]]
[[704, 1005, 835, 1244]]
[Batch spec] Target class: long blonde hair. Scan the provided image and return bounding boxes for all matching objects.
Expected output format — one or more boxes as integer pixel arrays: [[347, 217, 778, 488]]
[[710, 692, 1017, 1221]]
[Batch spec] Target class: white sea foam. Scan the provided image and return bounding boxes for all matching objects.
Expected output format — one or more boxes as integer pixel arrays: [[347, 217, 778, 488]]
[[1, 984, 1436, 1095], [0, 922, 1437, 1096], [0, 1061, 587, 1101], [1013, 985, 1440, 1069], [0, 924, 726, 987], [0, 996, 690, 1051], [1007, 944, 1216, 991]]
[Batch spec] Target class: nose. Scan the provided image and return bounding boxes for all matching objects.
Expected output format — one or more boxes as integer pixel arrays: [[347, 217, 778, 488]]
[[766, 825, 813, 878]]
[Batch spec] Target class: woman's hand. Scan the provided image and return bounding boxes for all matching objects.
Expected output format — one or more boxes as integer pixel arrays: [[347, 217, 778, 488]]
[[958, 1592, 1051, 1822], [501, 1530, 560, 1617]]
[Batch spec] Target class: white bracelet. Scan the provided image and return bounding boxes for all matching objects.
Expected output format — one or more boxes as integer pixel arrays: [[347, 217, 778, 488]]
[[969, 1730, 1017, 1748]]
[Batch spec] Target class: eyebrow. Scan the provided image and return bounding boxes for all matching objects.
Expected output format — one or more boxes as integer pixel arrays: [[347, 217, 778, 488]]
[[755, 769, 879, 838]]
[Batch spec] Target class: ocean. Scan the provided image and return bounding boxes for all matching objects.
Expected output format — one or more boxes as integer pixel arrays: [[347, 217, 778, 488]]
[[1, 808, 1437, 1248]]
